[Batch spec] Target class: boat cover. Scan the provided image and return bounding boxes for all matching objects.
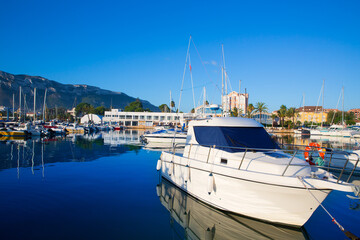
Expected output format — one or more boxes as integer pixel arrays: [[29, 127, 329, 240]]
[[193, 126, 280, 152]]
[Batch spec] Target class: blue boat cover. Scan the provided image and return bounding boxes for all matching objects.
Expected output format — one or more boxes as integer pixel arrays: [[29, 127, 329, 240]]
[[193, 126, 279, 152]]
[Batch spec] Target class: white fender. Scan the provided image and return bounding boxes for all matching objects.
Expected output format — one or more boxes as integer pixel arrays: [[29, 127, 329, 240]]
[[207, 173, 214, 194], [156, 159, 162, 171], [184, 165, 190, 182], [168, 161, 174, 176]]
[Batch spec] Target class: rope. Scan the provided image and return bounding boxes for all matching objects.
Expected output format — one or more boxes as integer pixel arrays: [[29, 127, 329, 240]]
[[297, 176, 359, 239]]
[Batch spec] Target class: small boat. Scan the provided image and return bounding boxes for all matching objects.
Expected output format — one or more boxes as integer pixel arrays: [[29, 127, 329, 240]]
[[0, 128, 28, 137], [141, 128, 187, 145], [294, 127, 310, 135], [157, 117, 359, 227]]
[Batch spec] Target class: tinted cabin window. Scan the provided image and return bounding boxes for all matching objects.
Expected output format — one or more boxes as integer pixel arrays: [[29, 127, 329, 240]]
[[193, 126, 280, 152]]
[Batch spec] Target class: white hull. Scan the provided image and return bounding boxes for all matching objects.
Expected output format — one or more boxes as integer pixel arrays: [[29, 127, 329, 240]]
[[160, 151, 334, 227], [143, 133, 186, 144]]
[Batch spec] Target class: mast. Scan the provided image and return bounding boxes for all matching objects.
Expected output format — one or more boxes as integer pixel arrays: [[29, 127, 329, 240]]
[[43, 88, 47, 122], [321, 80, 324, 128], [203, 87, 206, 116], [189, 53, 196, 112], [12, 94, 15, 121], [222, 44, 227, 115], [239, 80, 241, 117], [221, 67, 224, 113], [342, 86, 344, 125], [24, 94, 26, 122], [19, 86, 22, 122], [169, 90, 172, 113], [302, 93, 305, 125], [33, 88, 36, 122]]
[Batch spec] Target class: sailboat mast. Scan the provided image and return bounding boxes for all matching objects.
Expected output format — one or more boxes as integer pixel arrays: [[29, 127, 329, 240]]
[[321, 80, 324, 128], [12, 93, 15, 121], [221, 67, 224, 113], [239, 80, 241, 117], [302, 93, 305, 125], [203, 87, 206, 116], [24, 94, 26, 122], [19, 86, 22, 122], [169, 90, 172, 113], [342, 86, 344, 125], [222, 44, 227, 115], [43, 88, 47, 122], [34, 88, 36, 122]]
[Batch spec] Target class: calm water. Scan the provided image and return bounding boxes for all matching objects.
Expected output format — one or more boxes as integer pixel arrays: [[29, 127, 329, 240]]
[[0, 132, 359, 240]]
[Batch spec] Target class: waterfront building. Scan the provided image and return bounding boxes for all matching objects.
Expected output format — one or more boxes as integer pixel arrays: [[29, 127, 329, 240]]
[[103, 109, 193, 128], [296, 106, 328, 124], [222, 91, 249, 115], [348, 109, 360, 121]]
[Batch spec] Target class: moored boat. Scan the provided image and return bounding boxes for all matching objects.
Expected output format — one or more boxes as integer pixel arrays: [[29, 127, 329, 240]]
[[157, 117, 359, 227]]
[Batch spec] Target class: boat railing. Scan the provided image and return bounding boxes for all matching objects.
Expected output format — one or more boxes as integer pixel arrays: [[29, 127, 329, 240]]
[[174, 143, 359, 183]]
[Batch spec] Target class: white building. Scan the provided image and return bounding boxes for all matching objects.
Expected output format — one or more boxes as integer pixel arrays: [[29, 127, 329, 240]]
[[103, 109, 193, 128], [80, 114, 103, 124], [222, 91, 249, 115]]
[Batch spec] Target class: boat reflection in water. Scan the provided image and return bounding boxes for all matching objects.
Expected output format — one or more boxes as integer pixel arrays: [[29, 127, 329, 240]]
[[157, 179, 308, 240]]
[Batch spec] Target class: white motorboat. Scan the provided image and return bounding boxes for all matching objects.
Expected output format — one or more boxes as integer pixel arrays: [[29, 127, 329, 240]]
[[310, 125, 356, 138], [157, 117, 359, 227], [141, 128, 187, 145]]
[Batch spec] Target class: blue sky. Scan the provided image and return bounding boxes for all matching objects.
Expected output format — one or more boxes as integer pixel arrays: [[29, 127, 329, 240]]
[[1, 0, 359, 112]]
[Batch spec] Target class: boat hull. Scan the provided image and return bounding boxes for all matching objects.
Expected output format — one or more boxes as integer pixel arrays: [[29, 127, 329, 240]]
[[160, 152, 331, 227]]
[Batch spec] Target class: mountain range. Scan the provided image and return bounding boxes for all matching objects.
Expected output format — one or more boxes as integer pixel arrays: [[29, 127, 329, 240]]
[[0, 70, 159, 112]]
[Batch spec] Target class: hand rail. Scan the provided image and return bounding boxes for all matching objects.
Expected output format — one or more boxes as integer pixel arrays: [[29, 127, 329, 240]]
[[170, 143, 360, 183]]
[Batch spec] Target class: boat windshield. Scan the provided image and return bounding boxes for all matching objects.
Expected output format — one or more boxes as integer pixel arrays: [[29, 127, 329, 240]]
[[193, 126, 280, 152]]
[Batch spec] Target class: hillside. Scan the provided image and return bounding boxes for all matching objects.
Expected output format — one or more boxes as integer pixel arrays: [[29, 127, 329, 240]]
[[0, 70, 159, 112]]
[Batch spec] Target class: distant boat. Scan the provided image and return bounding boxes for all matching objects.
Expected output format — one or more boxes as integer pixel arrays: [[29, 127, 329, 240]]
[[141, 128, 187, 145]]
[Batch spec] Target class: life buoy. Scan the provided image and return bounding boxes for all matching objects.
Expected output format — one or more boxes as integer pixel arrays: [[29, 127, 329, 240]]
[[304, 142, 325, 165]]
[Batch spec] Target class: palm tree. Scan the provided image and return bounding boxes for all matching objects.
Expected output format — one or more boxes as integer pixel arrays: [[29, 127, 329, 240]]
[[286, 107, 296, 128], [277, 105, 287, 127], [254, 102, 268, 124], [231, 107, 238, 117], [271, 114, 277, 127], [247, 103, 254, 118]]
